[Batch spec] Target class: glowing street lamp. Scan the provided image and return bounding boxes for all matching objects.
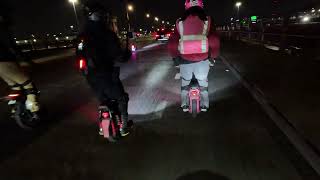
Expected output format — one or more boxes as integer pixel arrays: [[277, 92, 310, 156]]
[[127, 4, 134, 12], [235, 2, 242, 20], [155, 17, 159, 22], [302, 16, 310, 23], [146, 13, 150, 18], [235, 2, 242, 8], [68, 0, 79, 31]]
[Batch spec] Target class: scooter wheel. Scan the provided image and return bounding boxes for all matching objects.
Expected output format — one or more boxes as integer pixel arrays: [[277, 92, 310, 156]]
[[14, 102, 40, 130], [191, 99, 198, 118], [14, 111, 40, 130], [101, 119, 118, 143]]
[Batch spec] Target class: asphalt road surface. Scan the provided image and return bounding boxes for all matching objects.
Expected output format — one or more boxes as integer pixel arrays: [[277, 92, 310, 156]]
[[0, 44, 318, 180]]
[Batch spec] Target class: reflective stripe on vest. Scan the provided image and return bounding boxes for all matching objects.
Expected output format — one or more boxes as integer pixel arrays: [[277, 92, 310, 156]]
[[178, 21, 184, 53], [178, 19, 210, 54], [203, 21, 209, 35]]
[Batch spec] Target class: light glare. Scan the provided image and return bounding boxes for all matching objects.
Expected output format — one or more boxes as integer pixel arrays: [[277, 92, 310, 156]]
[[127, 4, 134, 12], [302, 16, 310, 22], [236, 2, 242, 7], [68, 0, 78, 4]]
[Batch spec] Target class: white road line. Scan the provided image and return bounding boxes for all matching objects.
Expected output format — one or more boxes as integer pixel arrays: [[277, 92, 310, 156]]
[[264, 45, 280, 51], [136, 43, 163, 52], [220, 55, 320, 176], [33, 52, 74, 64]]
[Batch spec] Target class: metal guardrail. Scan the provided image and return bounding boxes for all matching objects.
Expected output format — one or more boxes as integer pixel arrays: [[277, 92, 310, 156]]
[[219, 31, 320, 39], [219, 30, 320, 55]]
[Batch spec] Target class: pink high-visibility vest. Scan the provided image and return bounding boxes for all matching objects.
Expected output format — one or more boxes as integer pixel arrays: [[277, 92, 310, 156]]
[[176, 16, 210, 55]]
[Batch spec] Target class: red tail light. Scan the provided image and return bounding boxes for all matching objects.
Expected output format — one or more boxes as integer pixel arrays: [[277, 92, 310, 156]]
[[7, 94, 20, 100], [102, 112, 110, 119], [79, 59, 86, 70], [8, 94, 20, 97], [8, 94, 20, 98], [191, 90, 198, 96]]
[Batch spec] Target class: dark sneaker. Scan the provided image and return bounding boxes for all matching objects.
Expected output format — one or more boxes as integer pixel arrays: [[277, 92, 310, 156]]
[[201, 106, 209, 112], [181, 105, 189, 112]]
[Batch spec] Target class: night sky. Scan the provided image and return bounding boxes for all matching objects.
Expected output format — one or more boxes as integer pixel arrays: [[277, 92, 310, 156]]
[[6, 0, 318, 38]]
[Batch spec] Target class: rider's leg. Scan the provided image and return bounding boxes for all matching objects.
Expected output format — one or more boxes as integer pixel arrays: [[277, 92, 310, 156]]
[[1, 75, 22, 91], [111, 69, 130, 136], [0, 62, 39, 112], [89, 70, 130, 136], [0, 62, 29, 85], [194, 60, 210, 109], [180, 63, 193, 109], [86, 72, 112, 135], [1, 75, 15, 87]]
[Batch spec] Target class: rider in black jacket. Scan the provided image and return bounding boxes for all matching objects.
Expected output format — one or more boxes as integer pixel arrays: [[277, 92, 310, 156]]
[[79, 1, 130, 136]]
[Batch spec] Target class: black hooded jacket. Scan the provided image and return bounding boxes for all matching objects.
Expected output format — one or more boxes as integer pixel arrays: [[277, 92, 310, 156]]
[[80, 20, 123, 72]]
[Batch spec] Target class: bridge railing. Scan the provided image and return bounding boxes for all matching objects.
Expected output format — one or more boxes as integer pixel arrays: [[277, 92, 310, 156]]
[[218, 30, 320, 57]]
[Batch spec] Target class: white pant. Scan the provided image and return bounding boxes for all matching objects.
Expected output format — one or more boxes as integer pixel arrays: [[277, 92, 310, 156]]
[[180, 60, 210, 108]]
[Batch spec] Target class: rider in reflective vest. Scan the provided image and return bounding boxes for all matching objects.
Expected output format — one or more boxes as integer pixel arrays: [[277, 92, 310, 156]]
[[168, 0, 220, 112]]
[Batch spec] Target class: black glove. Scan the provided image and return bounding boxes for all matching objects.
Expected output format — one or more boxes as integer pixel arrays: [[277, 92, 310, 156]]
[[172, 57, 180, 66]]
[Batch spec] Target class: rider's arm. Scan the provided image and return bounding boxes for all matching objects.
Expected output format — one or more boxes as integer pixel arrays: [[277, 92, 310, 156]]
[[168, 28, 180, 58]]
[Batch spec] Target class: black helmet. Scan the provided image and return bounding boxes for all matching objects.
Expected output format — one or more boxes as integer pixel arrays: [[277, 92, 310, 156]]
[[82, 1, 108, 16]]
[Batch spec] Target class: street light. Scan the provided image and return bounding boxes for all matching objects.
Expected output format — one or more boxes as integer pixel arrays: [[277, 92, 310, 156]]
[[146, 13, 150, 18], [235, 2, 242, 20], [235, 2, 242, 7], [155, 17, 159, 22], [302, 16, 310, 23], [68, 0, 79, 31], [127, 4, 134, 12]]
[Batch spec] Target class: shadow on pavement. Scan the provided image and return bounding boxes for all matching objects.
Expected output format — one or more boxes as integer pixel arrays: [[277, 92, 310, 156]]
[[176, 170, 230, 180]]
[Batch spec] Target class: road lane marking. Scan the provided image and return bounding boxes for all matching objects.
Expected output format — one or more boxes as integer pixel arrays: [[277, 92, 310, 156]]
[[33, 52, 74, 64], [136, 43, 163, 52]]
